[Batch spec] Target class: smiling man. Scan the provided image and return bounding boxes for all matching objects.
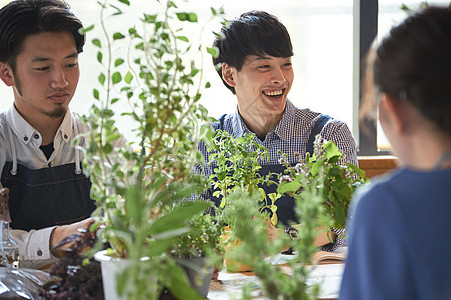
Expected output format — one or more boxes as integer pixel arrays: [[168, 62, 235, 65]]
[[0, 0, 95, 268], [196, 11, 358, 251]]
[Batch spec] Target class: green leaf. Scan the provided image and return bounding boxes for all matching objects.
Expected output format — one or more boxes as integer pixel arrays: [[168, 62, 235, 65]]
[[118, 0, 130, 5], [176, 36, 189, 43], [125, 187, 142, 224], [188, 12, 198, 22], [146, 237, 177, 256], [114, 58, 125, 67], [97, 51, 103, 63], [98, 73, 105, 85], [112, 72, 122, 84], [325, 141, 341, 160], [328, 155, 340, 164], [328, 166, 341, 177], [128, 27, 136, 35], [93, 89, 99, 100], [335, 206, 346, 227], [176, 12, 187, 21], [164, 263, 201, 300], [113, 32, 125, 40], [124, 71, 133, 84], [80, 24, 94, 34], [310, 158, 325, 177], [106, 133, 122, 143], [278, 181, 301, 194], [143, 13, 157, 23], [149, 201, 210, 234], [206, 46, 219, 58], [92, 38, 101, 48], [103, 143, 113, 154], [349, 163, 366, 179]]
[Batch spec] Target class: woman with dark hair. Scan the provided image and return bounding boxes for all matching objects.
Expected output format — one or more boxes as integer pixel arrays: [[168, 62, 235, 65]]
[[339, 6, 451, 299]]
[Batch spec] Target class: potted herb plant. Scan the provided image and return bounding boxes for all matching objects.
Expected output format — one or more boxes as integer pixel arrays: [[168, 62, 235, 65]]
[[205, 132, 367, 298], [278, 135, 368, 231], [204, 130, 282, 272], [163, 209, 223, 298], [74, 0, 223, 299]]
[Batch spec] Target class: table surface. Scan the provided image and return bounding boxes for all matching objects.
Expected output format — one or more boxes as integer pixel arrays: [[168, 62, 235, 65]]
[[207, 261, 344, 299]]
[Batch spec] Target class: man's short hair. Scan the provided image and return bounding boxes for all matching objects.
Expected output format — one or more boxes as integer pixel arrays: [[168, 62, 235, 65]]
[[212, 10, 293, 94], [0, 0, 85, 71]]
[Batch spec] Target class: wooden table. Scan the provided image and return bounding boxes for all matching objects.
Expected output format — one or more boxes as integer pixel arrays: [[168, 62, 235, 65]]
[[207, 262, 344, 299]]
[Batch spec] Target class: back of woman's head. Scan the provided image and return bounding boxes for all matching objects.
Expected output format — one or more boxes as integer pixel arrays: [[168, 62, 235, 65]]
[[374, 6, 451, 135]]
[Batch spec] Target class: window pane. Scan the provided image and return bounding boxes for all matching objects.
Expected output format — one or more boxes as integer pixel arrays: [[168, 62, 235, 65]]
[[376, 0, 449, 151], [0, 1, 354, 142], [199, 0, 355, 132]]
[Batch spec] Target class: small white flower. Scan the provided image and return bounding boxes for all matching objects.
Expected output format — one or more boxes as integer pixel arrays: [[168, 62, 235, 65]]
[[279, 175, 293, 183]]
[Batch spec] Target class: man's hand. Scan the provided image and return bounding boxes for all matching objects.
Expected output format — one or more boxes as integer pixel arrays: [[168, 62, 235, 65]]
[[50, 218, 94, 255]]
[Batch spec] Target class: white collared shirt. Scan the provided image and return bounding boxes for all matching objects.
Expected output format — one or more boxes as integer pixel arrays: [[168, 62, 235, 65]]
[[0, 105, 87, 268]]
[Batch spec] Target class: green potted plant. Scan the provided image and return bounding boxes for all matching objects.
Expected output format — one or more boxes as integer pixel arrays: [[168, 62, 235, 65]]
[[278, 135, 368, 231], [75, 0, 223, 299], [205, 130, 282, 272], [205, 132, 367, 298], [164, 209, 223, 298]]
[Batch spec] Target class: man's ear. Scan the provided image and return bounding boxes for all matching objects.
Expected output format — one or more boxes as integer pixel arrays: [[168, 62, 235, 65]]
[[222, 62, 236, 88], [379, 93, 406, 134], [0, 62, 15, 87]]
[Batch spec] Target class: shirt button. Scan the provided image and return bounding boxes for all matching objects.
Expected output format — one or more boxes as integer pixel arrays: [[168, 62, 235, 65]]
[[48, 162, 51, 167], [37, 250, 42, 256], [64, 134, 68, 139], [24, 136, 28, 141], [34, 134, 39, 139]]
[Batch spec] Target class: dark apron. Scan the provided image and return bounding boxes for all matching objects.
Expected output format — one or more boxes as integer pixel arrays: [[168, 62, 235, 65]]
[[209, 163, 296, 226], [1, 161, 95, 231], [209, 113, 332, 226]]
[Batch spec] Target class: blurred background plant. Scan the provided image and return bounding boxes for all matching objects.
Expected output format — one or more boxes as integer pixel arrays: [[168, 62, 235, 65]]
[[401, 1, 451, 14]]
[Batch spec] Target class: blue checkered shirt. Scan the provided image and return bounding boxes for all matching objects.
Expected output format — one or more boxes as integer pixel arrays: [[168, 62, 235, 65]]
[[195, 100, 358, 251]]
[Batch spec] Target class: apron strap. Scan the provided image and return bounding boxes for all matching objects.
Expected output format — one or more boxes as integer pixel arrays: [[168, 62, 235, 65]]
[[6, 125, 18, 175], [72, 116, 82, 174], [306, 114, 332, 155]]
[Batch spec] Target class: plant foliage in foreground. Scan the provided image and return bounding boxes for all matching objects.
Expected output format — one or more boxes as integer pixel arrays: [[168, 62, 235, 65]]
[[77, 0, 223, 298]]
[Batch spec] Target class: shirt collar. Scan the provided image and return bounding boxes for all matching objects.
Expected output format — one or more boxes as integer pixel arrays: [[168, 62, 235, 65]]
[[58, 110, 74, 143], [7, 106, 73, 145]]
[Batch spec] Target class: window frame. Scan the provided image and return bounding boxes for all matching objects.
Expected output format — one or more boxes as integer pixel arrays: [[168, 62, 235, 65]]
[[354, 0, 392, 156]]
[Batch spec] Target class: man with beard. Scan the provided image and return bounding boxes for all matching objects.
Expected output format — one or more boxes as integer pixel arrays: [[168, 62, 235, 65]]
[[0, 0, 94, 268]]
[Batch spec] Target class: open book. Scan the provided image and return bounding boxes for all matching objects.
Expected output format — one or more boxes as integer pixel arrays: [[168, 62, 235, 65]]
[[267, 248, 347, 266], [311, 250, 346, 265]]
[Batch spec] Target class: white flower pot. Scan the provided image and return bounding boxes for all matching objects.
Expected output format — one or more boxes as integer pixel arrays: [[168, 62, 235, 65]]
[[94, 250, 131, 300]]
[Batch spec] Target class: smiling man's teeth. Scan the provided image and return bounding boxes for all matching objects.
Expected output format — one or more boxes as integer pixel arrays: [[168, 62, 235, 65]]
[[264, 90, 283, 96]]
